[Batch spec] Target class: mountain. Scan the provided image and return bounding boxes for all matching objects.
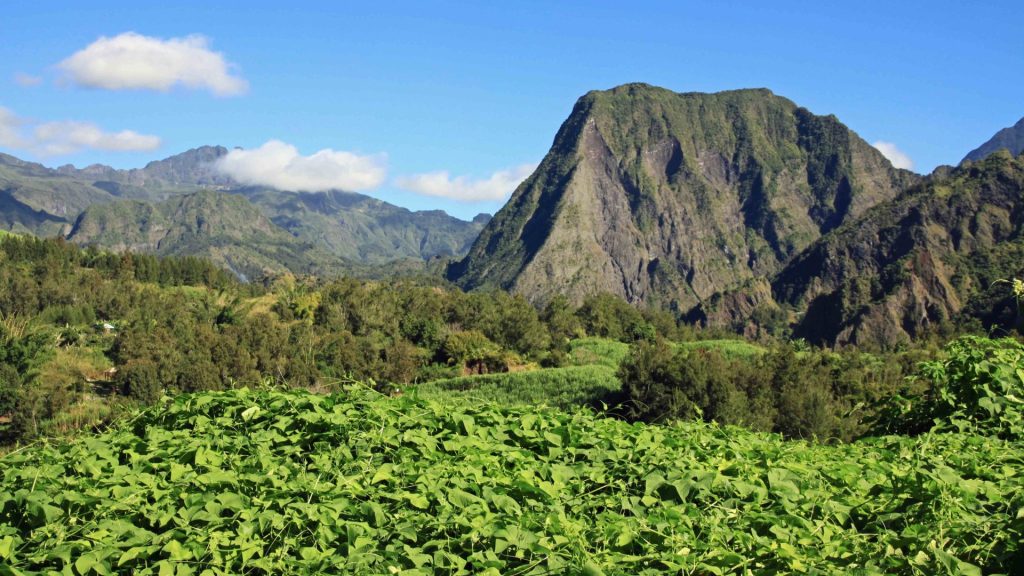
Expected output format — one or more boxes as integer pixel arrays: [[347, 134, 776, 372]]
[[448, 84, 918, 310], [238, 188, 489, 263], [962, 117, 1024, 163], [696, 151, 1024, 346], [0, 147, 487, 273], [67, 190, 339, 281], [0, 153, 118, 236], [771, 151, 1024, 346]]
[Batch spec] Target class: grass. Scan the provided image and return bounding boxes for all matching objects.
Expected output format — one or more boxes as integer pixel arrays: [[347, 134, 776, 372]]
[[567, 337, 630, 368], [413, 365, 620, 410], [677, 338, 766, 358]]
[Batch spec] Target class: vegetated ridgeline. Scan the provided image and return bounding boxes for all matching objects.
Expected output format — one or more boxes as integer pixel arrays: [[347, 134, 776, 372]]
[[66, 190, 337, 281], [699, 151, 1024, 347], [448, 83, 918, 311]]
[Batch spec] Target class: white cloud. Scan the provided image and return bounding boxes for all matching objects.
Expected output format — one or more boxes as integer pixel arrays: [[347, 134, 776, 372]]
[[872, 141, 914, 171], [13, 73, 42, 87], [32, 121, 161, 156], [215, 140, 387, 192], [395, 164, 537, 201], [58, 32, 248, 96], [0, 105, 161, 156]]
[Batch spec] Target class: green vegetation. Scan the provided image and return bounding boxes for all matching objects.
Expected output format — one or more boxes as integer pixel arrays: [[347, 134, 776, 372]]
[[415, 365, 620, 410], [567, 338, 630, 368], [877, 335, 1024, 440], [677, 339, 765, 358], [1, 385, 1021, 575], [0, 233, 710, 446], [617, 339, 925, 441]]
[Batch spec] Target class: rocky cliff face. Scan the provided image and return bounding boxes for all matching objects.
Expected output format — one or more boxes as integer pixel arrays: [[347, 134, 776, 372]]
[[449, 83, 917, 310], [772, 151, 1024, 346]]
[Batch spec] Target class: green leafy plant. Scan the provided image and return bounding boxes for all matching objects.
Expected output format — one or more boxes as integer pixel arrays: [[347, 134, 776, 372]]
[[1, 387, 1021, 574]]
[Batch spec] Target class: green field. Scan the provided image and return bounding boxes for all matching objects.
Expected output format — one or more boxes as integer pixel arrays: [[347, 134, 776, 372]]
[[566, 338, 764, 371], [567, 338, 631, 368], [0, 387, 1020, 575], [676, 339, 765, 358], [414, 364, 620, 409]]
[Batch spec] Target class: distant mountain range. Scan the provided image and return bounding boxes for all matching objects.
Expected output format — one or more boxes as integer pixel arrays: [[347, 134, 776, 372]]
[[962, 117, 1024, 163], [0, 147, 488, 278]]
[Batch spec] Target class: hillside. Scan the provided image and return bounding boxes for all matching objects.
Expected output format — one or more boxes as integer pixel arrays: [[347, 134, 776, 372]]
[[240, 187, 489, 263], [67, 190, 339, 280], [962, 116, 1024, 163], [448, 84, 918, 309], [699, 151, 1024, 346]]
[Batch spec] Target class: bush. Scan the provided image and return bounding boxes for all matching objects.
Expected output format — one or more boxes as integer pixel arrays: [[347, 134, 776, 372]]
[[880, 336, 1024, 439], [0, 363, 19, 415], [117, 361, 162, 404], [618, 340, 756, 426]]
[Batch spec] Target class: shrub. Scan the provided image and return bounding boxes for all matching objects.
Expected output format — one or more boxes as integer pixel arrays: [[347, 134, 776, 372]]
[[881, 336, 1024, 439], [117, 361, 162, 404]]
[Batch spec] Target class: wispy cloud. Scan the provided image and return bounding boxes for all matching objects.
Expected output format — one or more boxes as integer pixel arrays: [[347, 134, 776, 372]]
[[0, 105, 161, 156], [872, 141, 914, 171], [214, 140, 387, 192], [0, 108, 25, 149], [395, 164, 537, 201], [13, 73, 42, 87], [58, 32, 248, 96]]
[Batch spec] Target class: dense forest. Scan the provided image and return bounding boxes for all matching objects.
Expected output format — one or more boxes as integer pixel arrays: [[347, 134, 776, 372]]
[[2, 232, 1019, 446]]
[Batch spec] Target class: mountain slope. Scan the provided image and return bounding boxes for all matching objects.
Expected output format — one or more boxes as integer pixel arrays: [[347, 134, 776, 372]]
[[0, 153, 118, 235], [239, 187, 489, 263], [67, 190, 338, 280], [962, 117, 1024, 163], [449, 84, 918, 309], [768, 150, 1024, 346]]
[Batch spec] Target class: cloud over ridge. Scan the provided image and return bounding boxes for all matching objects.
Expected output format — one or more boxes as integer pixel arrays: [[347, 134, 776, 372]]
[[58, 32, 248, 96], [396, 164, 537, 201], [872, 141, 914, 171], [214, 140, 387, 192]]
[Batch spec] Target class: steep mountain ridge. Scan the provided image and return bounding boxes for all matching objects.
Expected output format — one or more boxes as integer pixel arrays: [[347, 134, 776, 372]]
[[696, 151, 1024, 346], [449, 84, 918, 310], [776, 151, 1024, 345], [962, 117, 1024, 163]]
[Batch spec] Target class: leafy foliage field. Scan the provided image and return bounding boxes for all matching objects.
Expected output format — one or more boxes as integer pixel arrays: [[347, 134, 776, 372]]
[[2, 387, 1022, 575], [414, 365, 620, 409]]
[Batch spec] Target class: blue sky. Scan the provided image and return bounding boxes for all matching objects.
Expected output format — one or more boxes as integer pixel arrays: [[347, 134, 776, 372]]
[[1, 1, 1021, 219]]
